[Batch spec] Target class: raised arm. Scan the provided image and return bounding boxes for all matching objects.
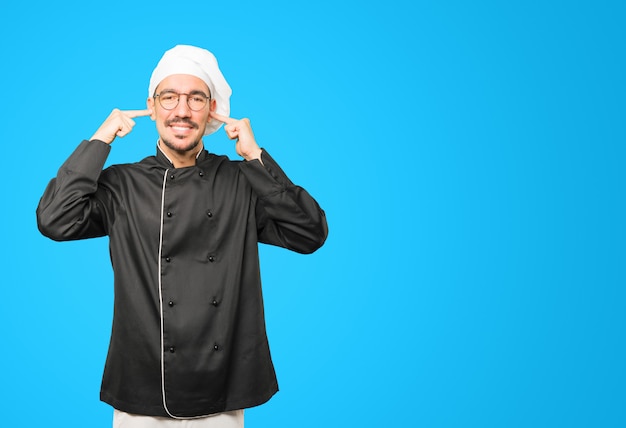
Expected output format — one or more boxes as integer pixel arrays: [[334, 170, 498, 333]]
[[91, 108, 152, 144], [241, 151, 328, 254], [211, 111, 327, 253], [36, 109, 150, 241]]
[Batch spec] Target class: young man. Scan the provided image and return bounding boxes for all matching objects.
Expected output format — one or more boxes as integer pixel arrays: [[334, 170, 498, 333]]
[[37, 45, 328, 428]]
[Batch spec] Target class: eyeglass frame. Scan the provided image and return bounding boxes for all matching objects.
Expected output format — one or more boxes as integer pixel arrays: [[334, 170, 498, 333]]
[[153, 90, 212, 111]]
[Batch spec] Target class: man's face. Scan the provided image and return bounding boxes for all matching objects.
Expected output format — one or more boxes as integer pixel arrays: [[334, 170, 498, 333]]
[[147, 74, 216, 154]]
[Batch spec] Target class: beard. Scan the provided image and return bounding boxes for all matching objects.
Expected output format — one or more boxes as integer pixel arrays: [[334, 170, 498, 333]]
[[160, 134, 202, 154], [160, 118, 203, 154]]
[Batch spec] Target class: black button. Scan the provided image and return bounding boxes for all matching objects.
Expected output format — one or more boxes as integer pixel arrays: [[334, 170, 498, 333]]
[[169, 174, 175, 179], [166, 257, 171, 262], [169, 346, 176, 353], [199, 171, 204, 177], [206, 211, 213, 218], [212, 299, 219, 307], [167, 212, 172, 217], [208, 255, 215, 262], [213, 344, 219, 351], [168, 301, 174, 307]]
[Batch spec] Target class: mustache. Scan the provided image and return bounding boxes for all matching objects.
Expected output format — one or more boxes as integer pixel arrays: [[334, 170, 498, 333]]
[[165, 118, 199, 129]]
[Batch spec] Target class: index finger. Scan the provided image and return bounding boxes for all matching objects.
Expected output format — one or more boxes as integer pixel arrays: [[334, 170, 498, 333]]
[[123, 109, 152, 118], [210, 111, 236, 124]]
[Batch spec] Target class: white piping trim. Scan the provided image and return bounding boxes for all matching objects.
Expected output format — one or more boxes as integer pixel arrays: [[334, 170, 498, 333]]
[[157, 168, 215, 420], [157, 168, 177, 418], [157, 142, 175, 166]]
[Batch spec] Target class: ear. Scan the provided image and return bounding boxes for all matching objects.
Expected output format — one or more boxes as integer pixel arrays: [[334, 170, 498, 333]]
[[146, 98, 156, 120], [210, 98, 217, 113]]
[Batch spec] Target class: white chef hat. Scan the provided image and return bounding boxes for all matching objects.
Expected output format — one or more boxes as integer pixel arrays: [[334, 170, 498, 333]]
[[148, 45, 232, 135]]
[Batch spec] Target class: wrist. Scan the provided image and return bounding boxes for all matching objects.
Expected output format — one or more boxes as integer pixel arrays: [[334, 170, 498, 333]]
[[90, 132, 114, 144], [245, 148, 263, 163]]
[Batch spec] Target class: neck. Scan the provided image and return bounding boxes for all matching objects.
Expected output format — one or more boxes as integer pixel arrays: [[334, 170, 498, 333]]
[[158, 140, 204, 168]]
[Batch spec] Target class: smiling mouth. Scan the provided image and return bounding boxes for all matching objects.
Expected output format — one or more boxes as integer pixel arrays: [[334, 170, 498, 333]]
[[171, 125, 193, 132], [166, 118, 199, 132]]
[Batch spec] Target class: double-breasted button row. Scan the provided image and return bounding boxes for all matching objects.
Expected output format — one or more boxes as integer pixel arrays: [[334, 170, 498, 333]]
[[167, 170, 207, 180], [164, 170, 206, 179], [164, 209, 213, 219], [166, 344, 221, 352], [166, 299, 219, 307], [167, 343, 221, 353], [167, 171, 207, 179]]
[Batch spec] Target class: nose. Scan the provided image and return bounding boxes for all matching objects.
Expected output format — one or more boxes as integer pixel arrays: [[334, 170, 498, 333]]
[[174, 94, 192, 117]]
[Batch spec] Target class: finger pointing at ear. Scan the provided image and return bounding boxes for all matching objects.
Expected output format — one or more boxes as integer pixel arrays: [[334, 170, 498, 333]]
[[90, 108, 152, 144], [209, 111, 235, 125], [124, 109, 152, 119], [210, 111, 262, 162]]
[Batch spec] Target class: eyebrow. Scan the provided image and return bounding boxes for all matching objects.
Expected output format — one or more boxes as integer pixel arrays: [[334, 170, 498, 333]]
[[158, 88, 211, 98]]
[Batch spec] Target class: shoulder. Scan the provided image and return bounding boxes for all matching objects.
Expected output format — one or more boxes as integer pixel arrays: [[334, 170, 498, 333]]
[[107, 155, 161, 172], [101, 155, 164, 183], [202, 153, 244, 173]]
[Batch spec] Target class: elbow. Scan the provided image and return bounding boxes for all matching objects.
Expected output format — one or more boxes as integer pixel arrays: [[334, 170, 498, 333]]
[[298, 213, 329, 254], [301, 236, 327, 254], [36, 210, 65, 242], [36, 206, 79, 242]]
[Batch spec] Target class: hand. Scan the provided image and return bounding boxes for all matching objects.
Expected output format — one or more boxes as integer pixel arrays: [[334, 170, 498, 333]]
[[210, 112, 263, 162], [90, 109, 152, 144]]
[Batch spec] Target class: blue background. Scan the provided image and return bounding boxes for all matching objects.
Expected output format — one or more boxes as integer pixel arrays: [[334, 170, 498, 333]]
[[1, 0, 625, 427]]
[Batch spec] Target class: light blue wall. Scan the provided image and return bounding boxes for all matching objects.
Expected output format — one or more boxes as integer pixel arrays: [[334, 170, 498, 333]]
[[2, 1, 625, 426]]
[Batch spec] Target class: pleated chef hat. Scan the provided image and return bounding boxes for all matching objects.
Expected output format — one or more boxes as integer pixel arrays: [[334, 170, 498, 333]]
[[149, 45, 232, 135]]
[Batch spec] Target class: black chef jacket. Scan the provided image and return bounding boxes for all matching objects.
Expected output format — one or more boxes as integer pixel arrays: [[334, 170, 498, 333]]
[[36, 140, 328, 418]]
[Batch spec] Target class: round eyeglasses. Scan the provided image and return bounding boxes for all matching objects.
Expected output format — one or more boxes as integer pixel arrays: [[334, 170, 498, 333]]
[[154, 91, 211, 111]]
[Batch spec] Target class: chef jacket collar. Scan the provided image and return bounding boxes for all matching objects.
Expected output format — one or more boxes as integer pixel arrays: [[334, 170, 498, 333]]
[[156, 140, 208, 167]]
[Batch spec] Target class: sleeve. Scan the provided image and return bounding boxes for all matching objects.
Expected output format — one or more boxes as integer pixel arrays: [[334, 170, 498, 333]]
[[238, 150, 329, 254], [36, 140, 116, 241]]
